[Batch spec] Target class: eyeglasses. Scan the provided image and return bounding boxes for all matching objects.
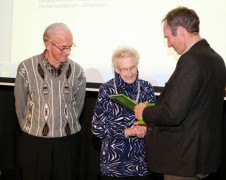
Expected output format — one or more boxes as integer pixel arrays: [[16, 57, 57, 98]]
[[119, 66, 137, 74], [50, 42, 76, 53]]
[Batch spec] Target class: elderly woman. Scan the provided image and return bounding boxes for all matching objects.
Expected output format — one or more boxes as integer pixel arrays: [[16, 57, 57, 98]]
[[92, 46, 156, 180]]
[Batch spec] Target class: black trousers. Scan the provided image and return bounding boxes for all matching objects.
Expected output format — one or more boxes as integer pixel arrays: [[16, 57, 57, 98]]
[[18, 132, 81, 180]]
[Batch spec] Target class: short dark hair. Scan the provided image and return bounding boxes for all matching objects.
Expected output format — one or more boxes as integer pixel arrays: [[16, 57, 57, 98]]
[[162, 6, 200, 36]]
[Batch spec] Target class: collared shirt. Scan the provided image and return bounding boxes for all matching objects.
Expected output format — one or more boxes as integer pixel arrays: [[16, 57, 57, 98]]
[[42, 56, 64, 78]]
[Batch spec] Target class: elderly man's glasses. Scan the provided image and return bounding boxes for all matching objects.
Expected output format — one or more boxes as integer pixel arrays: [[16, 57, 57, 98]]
[[50, 42, 76, 53], [119, 66, 137, 74]]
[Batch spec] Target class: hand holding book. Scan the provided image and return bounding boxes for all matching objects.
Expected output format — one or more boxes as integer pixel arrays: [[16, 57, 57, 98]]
[[109, 94, 155, 125]]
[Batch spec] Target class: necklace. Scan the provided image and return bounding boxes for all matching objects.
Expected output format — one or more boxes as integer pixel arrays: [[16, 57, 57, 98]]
[[113, 78, 140, 103]]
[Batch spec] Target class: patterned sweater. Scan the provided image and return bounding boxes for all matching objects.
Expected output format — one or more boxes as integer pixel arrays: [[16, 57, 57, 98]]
[[92, 72, 156, 177], [14, 52, 86, 138]]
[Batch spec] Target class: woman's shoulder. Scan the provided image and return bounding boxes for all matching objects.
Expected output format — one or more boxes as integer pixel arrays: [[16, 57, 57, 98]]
[[139, 79, 152, 87]]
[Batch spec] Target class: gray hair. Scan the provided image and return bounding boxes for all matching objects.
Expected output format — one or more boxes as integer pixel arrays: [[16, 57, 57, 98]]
[[43, 23, 72, 42], [112, 46, 140, 68]]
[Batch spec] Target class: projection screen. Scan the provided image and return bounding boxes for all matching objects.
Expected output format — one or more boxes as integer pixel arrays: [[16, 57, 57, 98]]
[[0, 0, 226, 88]]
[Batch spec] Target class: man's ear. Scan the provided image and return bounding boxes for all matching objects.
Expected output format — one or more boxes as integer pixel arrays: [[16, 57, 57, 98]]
[[177, 26, 186, 36], [45, 41, 51, 50]]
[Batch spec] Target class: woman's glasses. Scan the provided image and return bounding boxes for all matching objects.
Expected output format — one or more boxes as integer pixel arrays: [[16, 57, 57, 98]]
[[119, 66, 137, 74]]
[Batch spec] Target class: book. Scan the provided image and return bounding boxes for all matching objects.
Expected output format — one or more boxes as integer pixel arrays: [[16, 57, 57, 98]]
[[109, 94, 137, 111], [109, 94, 155, 125], [137, 120, 146, 125]]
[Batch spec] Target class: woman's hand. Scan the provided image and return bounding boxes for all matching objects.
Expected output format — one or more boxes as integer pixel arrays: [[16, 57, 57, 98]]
[[124, 125, 147, 138]]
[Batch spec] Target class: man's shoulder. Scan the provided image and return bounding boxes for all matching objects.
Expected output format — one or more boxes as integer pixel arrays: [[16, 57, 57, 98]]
[[67, 59, 83, 69], [20, 53, 43, 65]]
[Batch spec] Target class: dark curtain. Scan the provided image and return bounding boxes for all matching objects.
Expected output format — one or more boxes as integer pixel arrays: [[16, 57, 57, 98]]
[[0, 85, 20, 180], [79, 91, 101, 180], [0, 85, 225, 180]]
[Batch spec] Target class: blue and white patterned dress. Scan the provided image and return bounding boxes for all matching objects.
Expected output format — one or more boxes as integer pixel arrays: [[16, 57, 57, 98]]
[[92, 72, 156, 177]]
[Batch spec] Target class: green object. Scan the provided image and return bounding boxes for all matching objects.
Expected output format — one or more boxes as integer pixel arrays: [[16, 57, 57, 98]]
[[109, 94, 155, 125], [109, 94, 155, 111], [137, 120, 146, 125], [109, 94, 137, 111]]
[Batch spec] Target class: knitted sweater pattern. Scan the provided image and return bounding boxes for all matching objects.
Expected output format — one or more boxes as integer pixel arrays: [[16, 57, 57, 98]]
[[14, 53, 86, 137]]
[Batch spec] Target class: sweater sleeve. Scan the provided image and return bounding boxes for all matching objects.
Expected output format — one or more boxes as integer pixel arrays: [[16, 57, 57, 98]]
[[73, 64, 86, 119], [14, 62, 29, 125]]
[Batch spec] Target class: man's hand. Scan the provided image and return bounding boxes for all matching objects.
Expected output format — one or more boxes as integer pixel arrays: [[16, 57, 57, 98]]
[[134, 103, 147, 120]]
